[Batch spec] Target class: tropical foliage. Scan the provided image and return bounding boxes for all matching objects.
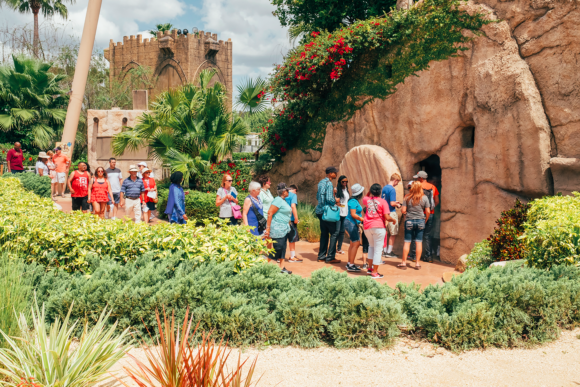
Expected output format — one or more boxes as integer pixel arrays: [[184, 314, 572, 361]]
[[0, 253, 31, 348], [1, 171, 52, 198], [464, 240, 493, 270], [234, 77, 269, 113], [0, 303, 130, 387], [0, 55, 68, 149], [0, 177, 266, 272], [523, 192, 580, 269], [196, 159, 253, 193], [149, 23, 174, 38], [112, 69, 249, 184], [488, 199, 530, 262], [264, 0, 491, 157]]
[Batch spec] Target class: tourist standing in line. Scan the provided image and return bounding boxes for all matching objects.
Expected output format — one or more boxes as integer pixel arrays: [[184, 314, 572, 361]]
[[363, 184, 396, 279], [258, 175, 274, 249], [67, 161, 90, 213], [141, 167, 157, 223], [6, 142, 24, 174], [400, 181, 431, 270], [120, 165, 145, 223], [35, 152, 50, 177], [381, 173, 402, 258], [105, 158, 123, 220], [334, 175, 350, 255], [165, 171, 188, 224], [53, 147, 70, 197], [46, 150, 58, 198], [136, 161, 155, 179], [88, 167, 114, 219], [315, 166, 341, 264], [285, 184, 303, 262], [215, 173, 239, 225], [344, 183, 365, 272], [408, 171, 439, 262], [242, 181, 264, 236], [264, 183, 293, 274]]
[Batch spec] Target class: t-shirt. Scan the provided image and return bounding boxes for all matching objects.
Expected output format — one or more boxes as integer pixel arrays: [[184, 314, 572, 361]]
[[270, 196, 292, 239], [285, 191, 298, 222], [403, 195, 430, 220], [338, 188, 350, 217], [6, 149, 24, 170], [420, 181, 439, 214], [346, 198, 362, 224], [362, 196, 389, 230], [105, 168, 123, 193], [53, 154, 70, 173], [35, 161, 49, 176], [259, 189, 274, 215], [217, 187, 238, 218], [381, 184, 397, 213]]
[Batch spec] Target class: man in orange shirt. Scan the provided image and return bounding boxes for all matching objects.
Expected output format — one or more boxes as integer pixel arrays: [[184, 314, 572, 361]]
[[53, 146, 70, 198], [409, 171, 439, 263]]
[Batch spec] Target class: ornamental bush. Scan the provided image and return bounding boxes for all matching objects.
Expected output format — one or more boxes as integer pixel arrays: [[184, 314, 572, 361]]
[[464, 240, 493, 270], [195, 159, 253, 193], [0, 178, 265, 272], [523, 193, 580, 269], [1, 172, 51, 198], [488, 199, 530, 262]]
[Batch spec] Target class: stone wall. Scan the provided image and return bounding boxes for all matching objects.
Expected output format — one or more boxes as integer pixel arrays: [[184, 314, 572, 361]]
[[270, 0, 579, 264]]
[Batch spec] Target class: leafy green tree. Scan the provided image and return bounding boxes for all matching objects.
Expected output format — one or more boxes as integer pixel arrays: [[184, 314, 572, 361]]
[[234, 77, 269, 113], [0, 55, 67, 150], [271, 0, 397, 37], [4, 0, 74, 58], [112, 69, 249, 184], [148, 23, 174, 38]]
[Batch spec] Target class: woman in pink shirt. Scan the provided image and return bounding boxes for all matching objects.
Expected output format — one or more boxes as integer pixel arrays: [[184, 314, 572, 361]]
[[363, 184, 396, 279]]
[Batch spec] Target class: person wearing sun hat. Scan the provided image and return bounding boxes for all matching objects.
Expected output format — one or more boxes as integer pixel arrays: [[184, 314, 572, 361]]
[[120, 164, 145, 223], [35, 152, 50, 177], [344, 183, 365, 272], [137, 161, 155, 179], [140, 166, 157, 223]]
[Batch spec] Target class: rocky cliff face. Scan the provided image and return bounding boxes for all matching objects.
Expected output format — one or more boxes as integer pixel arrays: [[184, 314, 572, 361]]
[[270, 0, 579, 264]]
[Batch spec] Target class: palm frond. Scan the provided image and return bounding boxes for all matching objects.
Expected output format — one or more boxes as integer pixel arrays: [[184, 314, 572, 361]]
[[234, 77, 269, 113], [112, 130, 146, 156]]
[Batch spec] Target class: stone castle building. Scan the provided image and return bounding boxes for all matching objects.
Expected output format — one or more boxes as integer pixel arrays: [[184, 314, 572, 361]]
[[103, 29, 233, 104]]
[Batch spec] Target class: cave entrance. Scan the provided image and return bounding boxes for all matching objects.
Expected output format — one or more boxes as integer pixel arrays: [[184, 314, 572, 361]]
[[417, 154, 441, 259]]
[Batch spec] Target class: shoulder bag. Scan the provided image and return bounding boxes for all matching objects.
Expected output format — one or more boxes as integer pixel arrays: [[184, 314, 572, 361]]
[[225, 189, 242, 219], [249, 197, 267, 234], [321, 180, 340, 222]]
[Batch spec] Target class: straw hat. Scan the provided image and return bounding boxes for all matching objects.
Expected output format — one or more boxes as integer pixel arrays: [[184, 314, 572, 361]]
[[142, 166, 152, 174], [128, 164, 139, 172], [38, 152, 49, 159]]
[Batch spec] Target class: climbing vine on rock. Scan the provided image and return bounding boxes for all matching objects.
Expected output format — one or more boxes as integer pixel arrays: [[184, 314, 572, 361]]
[[265, 0, 492, 158]]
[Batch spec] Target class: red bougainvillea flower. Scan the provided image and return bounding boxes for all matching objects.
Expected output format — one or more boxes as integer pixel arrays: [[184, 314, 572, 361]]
[[281, 147, 287, 152], [311, 31, 320, 37], [29, 157, 32, 161]]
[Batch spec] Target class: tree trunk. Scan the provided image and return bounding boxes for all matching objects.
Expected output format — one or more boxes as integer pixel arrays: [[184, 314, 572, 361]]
[[33, 8, 40, 58]]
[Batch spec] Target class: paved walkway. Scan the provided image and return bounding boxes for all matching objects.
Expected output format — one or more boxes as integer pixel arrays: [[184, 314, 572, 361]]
[[55, 195, 457, 287]]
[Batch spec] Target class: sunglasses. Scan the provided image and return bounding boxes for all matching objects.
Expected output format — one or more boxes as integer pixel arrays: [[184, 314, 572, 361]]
[[342, 181, 348, 184], [226, 179, 233, 182]]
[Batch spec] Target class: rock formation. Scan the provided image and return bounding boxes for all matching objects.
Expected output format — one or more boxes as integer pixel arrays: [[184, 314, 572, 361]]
[[270, 0, 579, 264]]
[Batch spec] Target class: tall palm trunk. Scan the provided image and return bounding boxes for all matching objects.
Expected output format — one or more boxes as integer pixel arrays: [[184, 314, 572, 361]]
[[32, 7, 40, 58]]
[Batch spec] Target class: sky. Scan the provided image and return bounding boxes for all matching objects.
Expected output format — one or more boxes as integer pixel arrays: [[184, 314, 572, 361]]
[[0, 0, 292, 100]]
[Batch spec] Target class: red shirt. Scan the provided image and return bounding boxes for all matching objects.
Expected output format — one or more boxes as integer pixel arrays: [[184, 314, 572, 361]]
[[6, 149, 24, 171], [142, 177, 156, 203], [362, 196, 390, 230], [71, 171, 90, 197], [420, 181, 439, 214]]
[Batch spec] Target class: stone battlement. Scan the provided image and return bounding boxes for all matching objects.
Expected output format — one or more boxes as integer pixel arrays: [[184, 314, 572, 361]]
[[108, 30, 232, 48]]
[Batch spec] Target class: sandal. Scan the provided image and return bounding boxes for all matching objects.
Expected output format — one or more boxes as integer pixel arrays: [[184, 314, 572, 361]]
[[397, 263, 407, 270], [415, 264, 422, 270]]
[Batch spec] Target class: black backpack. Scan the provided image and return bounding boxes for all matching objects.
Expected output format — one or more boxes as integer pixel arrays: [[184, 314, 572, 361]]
[[423, 187, 435, 210]]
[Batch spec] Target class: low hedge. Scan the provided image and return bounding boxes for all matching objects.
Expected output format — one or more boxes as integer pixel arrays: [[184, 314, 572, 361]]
[[23, 253, 580, 351], [0, 178, 265, 273], [1, 172, 51, 198]]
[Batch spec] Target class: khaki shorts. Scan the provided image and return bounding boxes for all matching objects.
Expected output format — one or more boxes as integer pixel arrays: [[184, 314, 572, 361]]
[[387, 211, 399, 236]]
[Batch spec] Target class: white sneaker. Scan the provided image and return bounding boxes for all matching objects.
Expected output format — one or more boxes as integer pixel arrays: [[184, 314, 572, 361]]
[[104, 212, 109, 219], [111, 217, 116, 220]]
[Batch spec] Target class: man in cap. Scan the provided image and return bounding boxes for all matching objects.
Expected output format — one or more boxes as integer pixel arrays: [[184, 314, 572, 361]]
[[120, 165, 146, 223], [137, 161, 155, 179], [53, 146, 70, 197], [409, 170, 439, 262], [315, 166, 342, 264]]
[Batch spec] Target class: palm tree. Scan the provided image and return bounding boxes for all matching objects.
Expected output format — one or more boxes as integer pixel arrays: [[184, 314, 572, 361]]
[[4, 0, 74, 58], [234, 77, 269, 113], [112, 69, 249, 185], [148, 23, 173, 39], [0, 55, 67, 149]]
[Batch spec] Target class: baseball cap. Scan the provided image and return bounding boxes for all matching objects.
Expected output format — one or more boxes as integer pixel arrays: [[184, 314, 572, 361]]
[[413, 171, 428, 179]]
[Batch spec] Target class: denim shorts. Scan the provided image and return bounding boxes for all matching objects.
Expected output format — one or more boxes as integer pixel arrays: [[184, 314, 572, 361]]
[[108, 192, 121, 205], [404, 218, 425, 243], [344, 218, 360, 242]]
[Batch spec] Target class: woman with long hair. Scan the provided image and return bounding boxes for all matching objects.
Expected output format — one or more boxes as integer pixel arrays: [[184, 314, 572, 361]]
[[334, 175, 350, 255], [215, 173, 239, 225], [88, 166, 114, 219], [400, 181, 430, 270], [165, 171, 188, 224], [363, 183, 396, 279]]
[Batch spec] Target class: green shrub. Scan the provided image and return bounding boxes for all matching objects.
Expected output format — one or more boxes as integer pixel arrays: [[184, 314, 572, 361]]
[[0, 252, 31, 348], [232, 152, 254, 160], [157, 188, 248, 225], [1, 172, 52, 198], [297, 202, 321, 242], [29, 253, 404, 349], [396, 264, 580, 351], [488, 199, 530, 262], [0, 178, 265, 273], [523, 193, 580, 269], [195, 159, 253, 194], [465, 240, 493, 270]]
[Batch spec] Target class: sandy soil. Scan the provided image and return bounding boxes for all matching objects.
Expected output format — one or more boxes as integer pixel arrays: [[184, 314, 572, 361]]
[[105, 328, 580, 387]]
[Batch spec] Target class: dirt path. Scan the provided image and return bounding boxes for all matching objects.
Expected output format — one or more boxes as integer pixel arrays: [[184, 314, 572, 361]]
[[107, 328, 580, 387]]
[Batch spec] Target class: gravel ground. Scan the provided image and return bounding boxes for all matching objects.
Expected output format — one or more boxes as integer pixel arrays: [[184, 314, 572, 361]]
[[106, 328, 580, 387]]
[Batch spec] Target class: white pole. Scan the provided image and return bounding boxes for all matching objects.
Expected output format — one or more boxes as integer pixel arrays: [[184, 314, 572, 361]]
[[60, 0, 103, 160]]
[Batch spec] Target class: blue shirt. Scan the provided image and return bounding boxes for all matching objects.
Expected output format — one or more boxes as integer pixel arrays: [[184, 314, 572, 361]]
[[346, 198, 362, 224], [285, 191, 298, 222], [381, 184, 397, 213], [315, 177, 335, 215], [120, 177, 145, 198], [270, 197, 292, 238]]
